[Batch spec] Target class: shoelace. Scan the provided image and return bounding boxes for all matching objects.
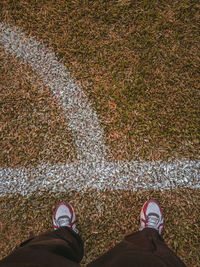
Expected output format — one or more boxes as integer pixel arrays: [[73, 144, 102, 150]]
[[57, 216, 71, 227], [146, 215, 159, 229]]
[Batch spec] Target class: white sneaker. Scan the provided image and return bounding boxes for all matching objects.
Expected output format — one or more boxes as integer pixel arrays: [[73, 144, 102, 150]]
[[53, 202, 78, 234], [139, 200, 164, 235]]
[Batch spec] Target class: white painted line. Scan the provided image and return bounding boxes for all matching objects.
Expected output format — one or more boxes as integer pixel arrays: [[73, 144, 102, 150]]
[[0, 22, 107, 162], [0, 23, 199, 196], [0, 160, 199, 196]]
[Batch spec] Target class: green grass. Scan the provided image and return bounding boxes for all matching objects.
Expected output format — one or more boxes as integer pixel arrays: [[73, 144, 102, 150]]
[[0, 0, 199, 266], [1, 189, 200, 266], [1, 0, 199, 162], [0, 48, 77, 168]]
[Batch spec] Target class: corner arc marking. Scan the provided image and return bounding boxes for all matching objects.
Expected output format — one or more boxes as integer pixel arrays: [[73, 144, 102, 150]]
[[0, 22, 107, 162], [0, 23, 200, 196]]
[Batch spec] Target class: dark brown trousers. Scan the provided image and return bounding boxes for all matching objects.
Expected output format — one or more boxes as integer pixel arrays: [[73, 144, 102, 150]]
[[0, 227, 186, 267]]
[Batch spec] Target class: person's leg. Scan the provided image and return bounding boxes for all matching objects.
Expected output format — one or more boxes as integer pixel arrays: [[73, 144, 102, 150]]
[[87, 200, 186, 267], [0, 202, 84, 267]]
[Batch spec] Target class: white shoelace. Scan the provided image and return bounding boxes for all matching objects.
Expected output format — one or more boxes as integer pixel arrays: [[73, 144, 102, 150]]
[[146, 215, 159, 229], [57, 216, 71, 227]]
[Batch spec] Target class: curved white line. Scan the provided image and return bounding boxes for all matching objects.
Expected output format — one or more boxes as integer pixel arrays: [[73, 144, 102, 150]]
[[0, 23, 107, 162], [0, 23, 199, 196]]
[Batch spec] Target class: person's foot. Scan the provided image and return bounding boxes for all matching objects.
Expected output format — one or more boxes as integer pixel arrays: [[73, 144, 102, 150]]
[[139, 200, 164, 235], [53, 202, 78, 234]]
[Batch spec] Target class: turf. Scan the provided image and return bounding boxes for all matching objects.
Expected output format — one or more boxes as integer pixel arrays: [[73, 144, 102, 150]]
[[0, 0, 200, 266], [0, 48, 77, 168], [1, 189, 200, 266], [1, 0, 199, 162]]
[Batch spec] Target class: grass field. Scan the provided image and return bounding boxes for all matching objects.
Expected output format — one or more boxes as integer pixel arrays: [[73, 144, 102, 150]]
[[1, 189, 200, 266], [0, 0, 199, 266]]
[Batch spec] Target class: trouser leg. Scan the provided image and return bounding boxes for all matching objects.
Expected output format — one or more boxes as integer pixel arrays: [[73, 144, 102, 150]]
[[87, 228, 186, 267], [0, 227, 84, 267]]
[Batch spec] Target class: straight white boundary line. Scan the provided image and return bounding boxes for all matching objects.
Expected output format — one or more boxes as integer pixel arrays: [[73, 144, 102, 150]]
[[0, 23, 199, 196], [0, 160, 199, 196]]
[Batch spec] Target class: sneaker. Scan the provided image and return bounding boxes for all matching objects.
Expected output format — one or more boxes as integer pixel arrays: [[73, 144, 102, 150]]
[[53, 202, 78, 234], [139, 200, 164, 235]]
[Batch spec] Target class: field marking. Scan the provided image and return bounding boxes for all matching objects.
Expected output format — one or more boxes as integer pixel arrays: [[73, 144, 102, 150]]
[[0, 23, 199, 196], [0, 160, 199, 196], [0, 22, 107, 162]]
